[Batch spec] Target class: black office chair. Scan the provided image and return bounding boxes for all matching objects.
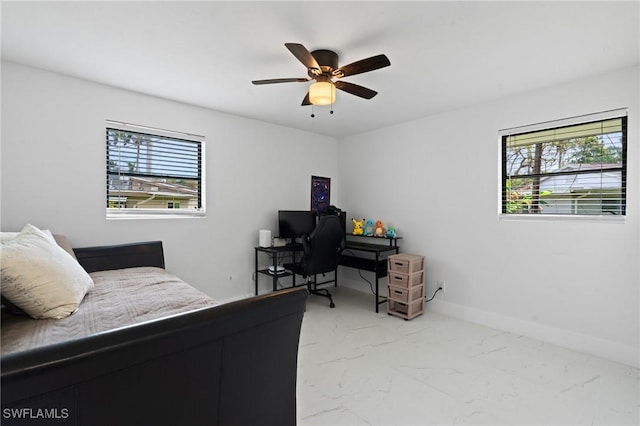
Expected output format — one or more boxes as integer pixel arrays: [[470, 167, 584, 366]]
[[285, 215, 345, 308]]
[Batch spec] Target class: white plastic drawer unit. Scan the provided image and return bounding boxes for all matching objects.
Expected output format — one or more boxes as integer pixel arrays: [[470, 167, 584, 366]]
[[387, 253, 425, 320]]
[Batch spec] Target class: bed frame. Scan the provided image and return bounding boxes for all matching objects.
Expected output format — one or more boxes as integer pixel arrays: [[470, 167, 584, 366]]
[[1, 241, 308, 426]]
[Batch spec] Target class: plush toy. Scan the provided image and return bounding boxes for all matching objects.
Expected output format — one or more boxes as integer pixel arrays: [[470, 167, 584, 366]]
[[363, 219, 375, 236], [352, 218, 365, 235], [374, 220, 385, 237], [385, 226, 397, 239]]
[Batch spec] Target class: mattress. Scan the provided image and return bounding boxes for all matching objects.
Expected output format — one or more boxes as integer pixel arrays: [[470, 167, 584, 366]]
[[1, 267, 217, 355]]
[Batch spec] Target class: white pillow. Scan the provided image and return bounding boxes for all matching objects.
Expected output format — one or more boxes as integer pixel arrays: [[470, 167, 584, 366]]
[[1, 230, 78, 260], [1, 229, 54, 243], [0, 224, 94, 319]]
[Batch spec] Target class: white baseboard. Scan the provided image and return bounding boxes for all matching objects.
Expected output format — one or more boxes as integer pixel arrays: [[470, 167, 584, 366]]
[[429, 298, 639, 368], [250, 277, 638, 368]]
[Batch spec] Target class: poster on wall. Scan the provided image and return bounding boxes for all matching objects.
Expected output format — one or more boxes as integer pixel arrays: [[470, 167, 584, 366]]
[[310, 175, 331, 213]]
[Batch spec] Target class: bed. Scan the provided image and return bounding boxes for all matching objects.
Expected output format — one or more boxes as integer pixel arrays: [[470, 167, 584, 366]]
[[1, 237, 308, 426]]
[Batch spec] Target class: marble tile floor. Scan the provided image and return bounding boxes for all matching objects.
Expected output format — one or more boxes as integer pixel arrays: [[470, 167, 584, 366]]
[[296, 286, 639, 426]]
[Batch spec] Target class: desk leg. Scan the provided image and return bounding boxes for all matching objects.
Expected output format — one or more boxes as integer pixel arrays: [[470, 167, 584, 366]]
[[254, 249, 259, 296], [292, 265, 296, 288], [376, 247, 400, 312], [375, 251, 380, 313], [272, 253, 278, 292]]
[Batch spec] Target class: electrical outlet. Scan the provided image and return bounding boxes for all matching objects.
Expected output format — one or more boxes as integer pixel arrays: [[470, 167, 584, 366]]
[[437, 280, 446, 293]]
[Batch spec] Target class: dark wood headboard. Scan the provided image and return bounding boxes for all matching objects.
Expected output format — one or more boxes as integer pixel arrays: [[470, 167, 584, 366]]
[[73, 241, 165, 273]]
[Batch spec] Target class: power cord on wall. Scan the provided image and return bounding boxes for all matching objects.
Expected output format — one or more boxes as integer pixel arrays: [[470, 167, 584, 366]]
[[425, 286, 443, 303], [358, 269, 376, 295]]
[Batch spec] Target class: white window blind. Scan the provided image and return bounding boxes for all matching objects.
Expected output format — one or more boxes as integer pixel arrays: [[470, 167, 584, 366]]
[[106, 121, 204, 217], [501, 111, 627, 216]]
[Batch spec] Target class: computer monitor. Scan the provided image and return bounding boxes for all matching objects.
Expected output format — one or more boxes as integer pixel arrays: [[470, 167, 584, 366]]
[[278, 210, 316, 242]]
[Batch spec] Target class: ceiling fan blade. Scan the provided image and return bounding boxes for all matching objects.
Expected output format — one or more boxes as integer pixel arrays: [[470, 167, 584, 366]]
[[301, 92, 311, 106], [334, 81, 378, 99], [252, 78, 309, 85], [333, 54, 390, 78], [285, 43, 321, 73]]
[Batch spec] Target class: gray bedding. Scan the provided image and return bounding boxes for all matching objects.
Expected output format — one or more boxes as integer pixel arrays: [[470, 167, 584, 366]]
[[1, 267, 217, 355]]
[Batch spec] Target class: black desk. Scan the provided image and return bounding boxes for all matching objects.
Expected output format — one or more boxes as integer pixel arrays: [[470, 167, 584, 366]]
[[341, 236, 401, 313], [254, 245, 302, 295], [255, 236, 400, 313]]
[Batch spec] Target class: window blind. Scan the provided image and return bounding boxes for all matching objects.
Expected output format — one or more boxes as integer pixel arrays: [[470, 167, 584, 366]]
[[502, 113, 627, 216], [106, 122, 203, 213]]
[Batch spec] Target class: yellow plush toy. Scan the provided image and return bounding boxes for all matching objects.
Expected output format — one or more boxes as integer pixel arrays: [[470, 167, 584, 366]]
[[352, 218, 365, 235]]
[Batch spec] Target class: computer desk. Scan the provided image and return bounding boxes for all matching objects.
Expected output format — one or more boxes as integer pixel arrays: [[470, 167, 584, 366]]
[[254, 236, 400, 313], [340, 236, 401, 313]]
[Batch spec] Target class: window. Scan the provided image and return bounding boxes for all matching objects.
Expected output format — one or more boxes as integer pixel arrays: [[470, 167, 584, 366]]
[[106, 121, 204, 217], [501, 110, 627, 217]]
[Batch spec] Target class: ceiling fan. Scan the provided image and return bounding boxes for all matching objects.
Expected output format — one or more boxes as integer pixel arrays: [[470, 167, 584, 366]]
[[252, 43, 391, 107]]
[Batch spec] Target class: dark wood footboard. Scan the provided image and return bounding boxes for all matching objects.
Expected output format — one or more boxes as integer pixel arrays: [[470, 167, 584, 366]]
[[1, 286, 308, 426]]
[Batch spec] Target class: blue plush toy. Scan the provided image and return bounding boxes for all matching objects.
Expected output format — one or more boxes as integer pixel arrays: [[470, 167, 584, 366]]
[[363, 219, 375, 236]]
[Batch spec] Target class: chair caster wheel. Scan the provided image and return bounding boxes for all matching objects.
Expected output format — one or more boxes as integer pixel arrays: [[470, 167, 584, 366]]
[[329, 302, 336, 308]]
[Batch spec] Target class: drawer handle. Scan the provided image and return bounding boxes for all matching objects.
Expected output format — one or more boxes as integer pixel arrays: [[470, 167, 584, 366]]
[[393, 275, 402, 280], [393, 290, 403, 295], [394, 262, 403, 266]]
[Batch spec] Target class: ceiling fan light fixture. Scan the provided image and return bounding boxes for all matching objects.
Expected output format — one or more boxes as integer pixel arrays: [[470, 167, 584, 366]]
[[309, 81, 336, 106], [252, 43, 390, 108]]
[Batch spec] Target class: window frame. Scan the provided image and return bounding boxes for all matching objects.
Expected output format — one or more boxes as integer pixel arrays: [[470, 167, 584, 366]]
[[105, 121, 205, 219], [499, 110, 627, 220]]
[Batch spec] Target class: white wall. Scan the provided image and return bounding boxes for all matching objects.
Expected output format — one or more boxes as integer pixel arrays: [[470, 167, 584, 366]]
[[1, 61, 339, 301], [3, 61, 638, 367], [338, 66, 639, 367]]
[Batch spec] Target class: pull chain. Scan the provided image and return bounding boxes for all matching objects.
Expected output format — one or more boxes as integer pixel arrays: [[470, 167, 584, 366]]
[[330, 83, 334, 115]]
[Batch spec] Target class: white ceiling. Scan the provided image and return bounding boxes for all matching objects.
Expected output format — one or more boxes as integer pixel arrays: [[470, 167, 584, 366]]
[[2, 1, 639, 138]]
